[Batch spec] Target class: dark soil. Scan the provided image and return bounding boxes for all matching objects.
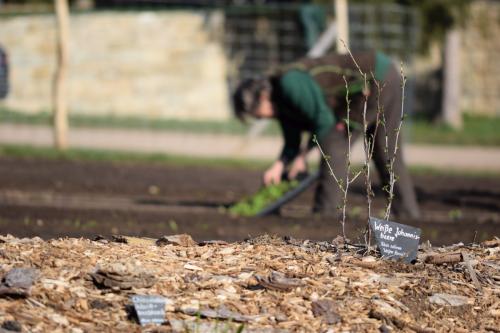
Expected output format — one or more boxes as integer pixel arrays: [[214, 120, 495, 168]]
[[0, 156, 498, 245]]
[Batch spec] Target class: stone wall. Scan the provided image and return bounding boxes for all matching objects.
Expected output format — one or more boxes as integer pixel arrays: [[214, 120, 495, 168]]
[[460, 0, 500, 116], [1, 4, 498, 121], [0, 11, 231, 120]]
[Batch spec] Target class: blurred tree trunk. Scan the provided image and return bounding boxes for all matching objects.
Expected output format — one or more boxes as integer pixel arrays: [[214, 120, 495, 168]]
[[53, 0, 70, 150], [442, 29, 462, 129]]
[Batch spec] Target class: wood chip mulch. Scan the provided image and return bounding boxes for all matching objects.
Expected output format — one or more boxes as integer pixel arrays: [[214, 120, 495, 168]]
[[0, 234, 498, 332]]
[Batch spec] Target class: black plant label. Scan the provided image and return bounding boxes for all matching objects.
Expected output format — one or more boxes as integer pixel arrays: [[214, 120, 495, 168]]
[[369, 217, 421, 263]]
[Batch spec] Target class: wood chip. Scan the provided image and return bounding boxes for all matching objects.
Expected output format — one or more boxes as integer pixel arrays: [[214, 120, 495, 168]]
[[156, 234, 197, 247], [311, 299, 341, 324], [423, 252, 463, 264], [90, 263, 156, 290], [482, 238, 500, 248], [181, 306, 261, 322], [0, 234, 496, 331], [0, 268, 39, 297], [255, 271, 303, 291], [428, 293, 474, 307], [462, 253, 482, 291]]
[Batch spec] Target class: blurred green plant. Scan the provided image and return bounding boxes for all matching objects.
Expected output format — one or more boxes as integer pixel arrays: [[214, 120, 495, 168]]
[[0, 144, 271, 169], [448, 208, 463, 221], [0, 107, 281, 136], [168, 219, 178, 232], [3, 0, 52, 3], [409, 113, 500, 146], [400, 0, 472, 52], [228, 180, 299, 217]]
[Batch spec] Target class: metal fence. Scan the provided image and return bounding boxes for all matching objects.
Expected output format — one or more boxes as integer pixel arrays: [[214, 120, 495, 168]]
[[0, 1, 420, 113], [90, 1, 420, 80], [349, 4, 419, 61], [224, 3, 419, 82], [222, 2, 420, 116], [224, 5, 307, 80]]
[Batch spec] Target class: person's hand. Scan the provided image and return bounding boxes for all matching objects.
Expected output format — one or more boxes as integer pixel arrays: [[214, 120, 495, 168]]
[[263, 161, 284, 186], [288, 155, 307, 180]]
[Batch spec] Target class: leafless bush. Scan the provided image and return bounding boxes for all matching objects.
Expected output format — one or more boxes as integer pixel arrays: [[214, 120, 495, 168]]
[[314, 44, 407, 246]]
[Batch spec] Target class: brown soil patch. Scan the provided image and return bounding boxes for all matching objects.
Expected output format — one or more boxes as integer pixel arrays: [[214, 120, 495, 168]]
[[0, 156, 498, 245]]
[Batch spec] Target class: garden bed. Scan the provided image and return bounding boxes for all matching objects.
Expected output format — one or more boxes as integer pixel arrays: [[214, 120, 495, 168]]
[[0, 234, 498, 332]]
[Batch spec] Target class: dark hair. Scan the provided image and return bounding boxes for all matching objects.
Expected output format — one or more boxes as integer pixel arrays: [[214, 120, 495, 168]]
[[232, 77, 271, 121]]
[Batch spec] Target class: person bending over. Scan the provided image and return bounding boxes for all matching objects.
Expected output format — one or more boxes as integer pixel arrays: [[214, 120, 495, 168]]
[[232, 51, 420, 219]]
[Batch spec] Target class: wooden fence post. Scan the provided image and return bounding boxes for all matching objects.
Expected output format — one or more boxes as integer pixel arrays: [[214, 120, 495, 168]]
[[53, 0, 70, 150], [442, 29, 463, 129], [334, 0, 349, 54]]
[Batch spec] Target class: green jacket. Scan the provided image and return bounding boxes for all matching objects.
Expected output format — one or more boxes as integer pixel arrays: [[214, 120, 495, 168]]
[[271, 51, 393, 163]]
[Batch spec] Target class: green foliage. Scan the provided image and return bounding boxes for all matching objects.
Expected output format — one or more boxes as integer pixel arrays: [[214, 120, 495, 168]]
[[0, 108, 281, 136], [3, 0, 52, 4], [448, 209, 463, 221], [402, 0, 472, 52], [408, 113, 500, 147], [228, 180, 299, 217], [0, 144, 270, 169]]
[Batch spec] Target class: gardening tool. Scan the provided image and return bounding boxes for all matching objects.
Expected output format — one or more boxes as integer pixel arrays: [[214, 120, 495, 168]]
[[255, 171, 320, 217]]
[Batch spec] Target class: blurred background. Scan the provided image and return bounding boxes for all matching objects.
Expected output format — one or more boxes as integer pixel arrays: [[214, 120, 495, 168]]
[[0, 0, 499, 143], [0, 0, 498, 244]]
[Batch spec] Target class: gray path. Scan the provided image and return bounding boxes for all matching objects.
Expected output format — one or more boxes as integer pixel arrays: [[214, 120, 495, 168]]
[[1, 123, 499, 172]]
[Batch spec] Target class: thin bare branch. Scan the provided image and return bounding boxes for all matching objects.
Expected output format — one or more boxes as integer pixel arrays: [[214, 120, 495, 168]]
[[350, 170, 363, 183], [384, 63, 407, 220], [313, 136, 341, 187]]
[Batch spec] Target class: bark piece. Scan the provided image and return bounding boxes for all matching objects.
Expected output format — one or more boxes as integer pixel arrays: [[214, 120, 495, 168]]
[[311, 299, 341, 324], [370, 309, 435, 333], [48, 313, 69, 326], [180, 306, 260, 323], [482, 239, 500, 248], [122, 236, 156, 246], [4, 268, 39, 289], [428, 293, 473, 307], [111, 235, 128, 244], [90, 263, 156, 290], [0, 268, 39, 297], [371, 299, 402, 318], [255, 271, 303, 291], [1, 320, 22, 332], [199, 240, 229, 246], [423, 252, 463, 265], [170, 320, 283, 333], [348, 257, 379, 269], [92, 235, 109, 244], [156, 234, 197, 247], [89, 299, 112, 310]]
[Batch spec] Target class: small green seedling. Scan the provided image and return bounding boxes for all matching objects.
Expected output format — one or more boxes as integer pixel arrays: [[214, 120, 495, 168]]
[[228, 180, 299, 217]]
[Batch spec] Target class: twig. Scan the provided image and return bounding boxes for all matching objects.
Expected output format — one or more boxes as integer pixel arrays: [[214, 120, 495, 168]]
[[313, 76, 358, 243], [471, 230, 478, 245], [462, 253, 482, 291], [384, 63, 407, 220], [342, 39, 385, 249], [314, 137, 341, 186], [340, 76, 354, 243]]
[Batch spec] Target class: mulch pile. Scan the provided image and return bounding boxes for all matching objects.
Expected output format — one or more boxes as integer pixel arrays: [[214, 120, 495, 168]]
[[0, 234, 498, 332]]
